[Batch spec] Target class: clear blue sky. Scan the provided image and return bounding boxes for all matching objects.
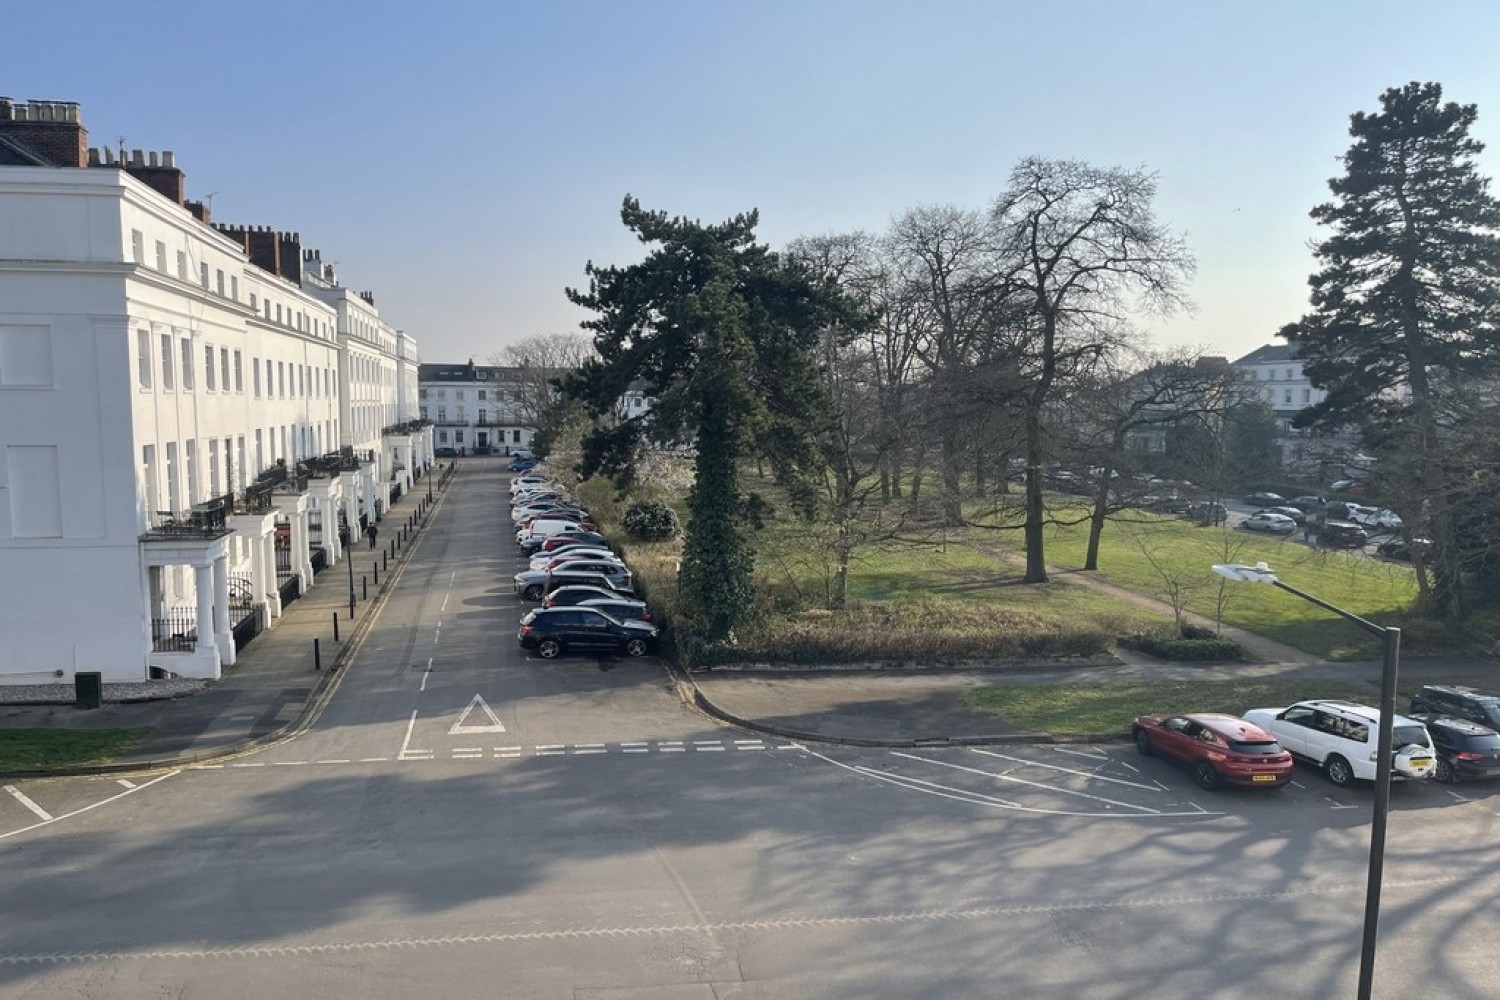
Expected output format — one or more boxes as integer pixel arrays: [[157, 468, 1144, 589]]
[[10, 0, 1500, 364]]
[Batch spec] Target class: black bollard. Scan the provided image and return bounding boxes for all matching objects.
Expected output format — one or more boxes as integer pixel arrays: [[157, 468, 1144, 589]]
[[374, 562, 380, 585], [362, 576, 367, 600], [332, 612, 340, 642], [314, 637, 322, 671]]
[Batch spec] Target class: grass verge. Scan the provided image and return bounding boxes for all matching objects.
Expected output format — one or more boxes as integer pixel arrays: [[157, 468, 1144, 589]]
[[0, 728, 153, 770], [965, 680, 1381, 737]]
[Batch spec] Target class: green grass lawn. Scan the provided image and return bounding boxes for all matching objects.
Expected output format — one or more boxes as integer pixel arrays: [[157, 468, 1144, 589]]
[[0, 728, 152, 770], [1000, 504, 1420, 658], [966, 679, 1381, 737]]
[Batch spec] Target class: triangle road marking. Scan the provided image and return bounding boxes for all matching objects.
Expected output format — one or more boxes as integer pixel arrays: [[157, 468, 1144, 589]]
[[448, 694, 507, 735]]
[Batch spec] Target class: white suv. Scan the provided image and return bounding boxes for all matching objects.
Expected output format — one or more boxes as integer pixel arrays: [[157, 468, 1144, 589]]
[[1242, 700, 1436, 787]]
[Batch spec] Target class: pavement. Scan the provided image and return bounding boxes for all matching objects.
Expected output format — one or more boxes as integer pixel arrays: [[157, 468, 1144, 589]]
[[4, 464, 1496, 777]]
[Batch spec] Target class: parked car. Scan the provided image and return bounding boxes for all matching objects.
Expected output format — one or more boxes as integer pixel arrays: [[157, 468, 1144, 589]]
[[1263, 505, 1306, 525], [1406, 714, 1500, 783], [1376, 537, 1433, 562], [434, 447, 458, 458], [579, 597, 655, 624], [1353, 508, 1403, 531], [1311, 520, 1368, 548], [508, 457, 538, 472], [543, 585, 648, 609], [1142, 495, 1191, 514], [1289, 495, 1327, 513], [1132, 713, 1294, 790], [510, 474, 551, 492], [515, 563, 633, 601], [1242, 700, 1436, 786], [515, 518, 598, 546], [1408, 685, 1500, 730], [517, 606, 660, 659], [1241, 511, 1298, 534], [529, 547, 619, 572], [1329, 479, 1361, 493], [1184, 501, 1227, 525], [1243, 491, 1286, 506], [538, 531, 609, 553], [517, 521, 597, 552]]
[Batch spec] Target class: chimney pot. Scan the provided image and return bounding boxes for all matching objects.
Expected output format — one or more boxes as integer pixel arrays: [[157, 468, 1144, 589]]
[[163, 150, 175, 168]]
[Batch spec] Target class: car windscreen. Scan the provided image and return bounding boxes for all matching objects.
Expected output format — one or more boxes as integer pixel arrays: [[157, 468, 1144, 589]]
[[1392, 725, 1430, 749], [1227, 740, 1284, 755]]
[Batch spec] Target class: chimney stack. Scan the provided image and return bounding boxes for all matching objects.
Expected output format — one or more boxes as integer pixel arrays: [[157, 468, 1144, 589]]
[[0, 98, 88, 167]]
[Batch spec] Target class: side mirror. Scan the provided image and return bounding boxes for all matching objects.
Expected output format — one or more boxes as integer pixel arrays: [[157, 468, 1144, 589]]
[[1277, 710, 1289, 721]]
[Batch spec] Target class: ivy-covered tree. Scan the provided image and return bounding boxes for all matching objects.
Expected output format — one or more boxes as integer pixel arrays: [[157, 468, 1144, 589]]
[[562, 197, 860, 642], [1281, 82, 1500, 618]]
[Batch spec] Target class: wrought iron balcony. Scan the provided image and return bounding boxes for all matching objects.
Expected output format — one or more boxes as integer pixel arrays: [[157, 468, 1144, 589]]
[[143, 497, 234, 541]]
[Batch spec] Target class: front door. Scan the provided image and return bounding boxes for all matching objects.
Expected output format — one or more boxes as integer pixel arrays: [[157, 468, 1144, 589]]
[[478, 432, 489, 448]]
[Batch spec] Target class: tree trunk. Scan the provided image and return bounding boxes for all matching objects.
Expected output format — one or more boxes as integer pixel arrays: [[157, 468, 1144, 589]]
[[1022, 406, 1049, 583], [1083, 484, 1109, 571], [940, 432, 964, 527]]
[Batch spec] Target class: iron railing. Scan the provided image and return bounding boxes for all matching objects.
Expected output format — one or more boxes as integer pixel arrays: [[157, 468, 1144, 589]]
[[151, 608, 198, 652]]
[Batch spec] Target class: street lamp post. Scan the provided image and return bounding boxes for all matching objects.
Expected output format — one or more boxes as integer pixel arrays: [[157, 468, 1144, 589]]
[[1212, 562, 1399, 1000]]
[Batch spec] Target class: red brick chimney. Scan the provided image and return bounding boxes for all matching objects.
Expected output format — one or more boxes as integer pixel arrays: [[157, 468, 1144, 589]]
[[0, 98, 87, 167]]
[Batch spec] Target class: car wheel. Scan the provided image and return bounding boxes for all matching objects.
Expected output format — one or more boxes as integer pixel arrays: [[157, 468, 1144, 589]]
[[1324, 754, 1355, 787], [1434, 758, 1455, 783], [537, 639, 561, 659], [624, 638, 648, 657], [1133, 728, 1153, 756], [522, 584, 543, 601], [1194, 762, 1220, 791]]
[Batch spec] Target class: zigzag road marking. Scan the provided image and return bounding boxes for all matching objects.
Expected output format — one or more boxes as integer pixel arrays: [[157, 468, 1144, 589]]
[[0, 876, 1466, 966]]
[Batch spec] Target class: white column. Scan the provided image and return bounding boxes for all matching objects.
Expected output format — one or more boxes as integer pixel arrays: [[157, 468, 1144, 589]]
[[193, 563, 214, 658], [262, 532, 282, 619], [213, 553, 235, 667], [289, 507, 312, 587]]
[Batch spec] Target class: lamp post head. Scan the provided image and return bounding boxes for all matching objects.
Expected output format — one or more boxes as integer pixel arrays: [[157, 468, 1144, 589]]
[[1212, 561, 1279, 585]]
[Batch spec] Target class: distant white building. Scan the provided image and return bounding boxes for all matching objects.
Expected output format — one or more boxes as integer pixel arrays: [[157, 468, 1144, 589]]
[[1229, 343, 1354, 476], [419, 361, 534, 455], [0, 98, 430, 684]]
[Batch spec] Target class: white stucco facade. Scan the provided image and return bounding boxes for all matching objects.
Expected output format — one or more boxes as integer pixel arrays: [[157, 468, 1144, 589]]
[[0, 134, 423, 684]]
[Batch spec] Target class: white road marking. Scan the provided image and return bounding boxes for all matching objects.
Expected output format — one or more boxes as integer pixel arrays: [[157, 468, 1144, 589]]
[[1052, 747, 1110, 760], [659, 747, 686, 753], [1445, 789, 1470, 803], [359, 757, 390, 763], [3, 785, 52, 821], [115, 778, 137, 789], [272, 761, 308, 767], [453, 747, 483, 754], [441, 594, 449, 612], [815, 754, 1218, 819], [695, 745, 726, 752], [694, 740, 723, 746], [0, 771, 177, 841], [659, 741, 684, 747], [622, 742, 649, 747], [448, 694, 506, 735], [893, 753, 1184, 814], [494, 747, 521, 753], [573, 749, 608, 755], [317, 760, 352, 765], [536, 744, 565, 751], [1290, 780, 1306, 789], [969, 748, 1163, 791], [576, 743, 606, 749], [231, 762, 266, 768], [419, 656, 433, 692], [398, 709, 420, 759], [623, 748, 650, 753]]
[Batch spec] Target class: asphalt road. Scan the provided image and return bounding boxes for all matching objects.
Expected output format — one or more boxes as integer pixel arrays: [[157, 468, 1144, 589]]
[[2, 465, 1497, 999]]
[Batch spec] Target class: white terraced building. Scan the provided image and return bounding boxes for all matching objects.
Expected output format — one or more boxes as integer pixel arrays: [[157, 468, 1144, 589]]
[[0, 98, 432, 685]]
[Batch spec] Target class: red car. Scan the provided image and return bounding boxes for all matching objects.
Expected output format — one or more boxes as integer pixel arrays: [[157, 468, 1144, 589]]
[[1132, 712, 1294, 790]]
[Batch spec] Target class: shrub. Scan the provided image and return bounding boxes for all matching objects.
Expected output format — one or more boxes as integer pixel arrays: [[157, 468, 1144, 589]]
[[623, 500, 680, 542], [1123, 628, 1247, 662]]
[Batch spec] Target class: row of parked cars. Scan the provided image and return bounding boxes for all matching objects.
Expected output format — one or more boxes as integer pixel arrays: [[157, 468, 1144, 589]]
[[508, 471, 662, 660], [1133, 685, 1500, 791]]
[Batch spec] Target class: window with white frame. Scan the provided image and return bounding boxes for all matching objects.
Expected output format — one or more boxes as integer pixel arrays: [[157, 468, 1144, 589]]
[[136, 329, 152, 388], [180, 338, 194, 390], [234, 350, 243, 392], [220, 348, 230, 392], [131, 229, 144, 264], [155, 240, 167, 272], [253, 357, 261, 397], [204, 345, 215, 391], [177, 250, 188, 280], [160, 333, 174, 390]]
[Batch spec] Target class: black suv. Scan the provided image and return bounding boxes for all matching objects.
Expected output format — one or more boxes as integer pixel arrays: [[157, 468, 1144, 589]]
[[1406, 713, 1500, 782], [517, 607, 659, 659], [1409, 685, 1500, 729], [1312, 520, 1368, 548]]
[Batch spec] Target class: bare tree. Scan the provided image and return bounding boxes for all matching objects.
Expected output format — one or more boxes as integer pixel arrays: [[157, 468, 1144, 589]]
[[992, 158, 1195, 583], [488, 333, 596, 434]]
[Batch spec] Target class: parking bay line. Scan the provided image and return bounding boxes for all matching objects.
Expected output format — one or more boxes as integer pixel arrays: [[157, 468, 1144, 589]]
[[892, 752, 1187, 814], [967, 748, 1164, 791], [3, 785, 52, 821]]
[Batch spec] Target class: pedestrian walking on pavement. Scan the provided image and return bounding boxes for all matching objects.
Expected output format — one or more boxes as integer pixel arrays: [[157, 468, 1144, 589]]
[[366, 523, 378, 549]]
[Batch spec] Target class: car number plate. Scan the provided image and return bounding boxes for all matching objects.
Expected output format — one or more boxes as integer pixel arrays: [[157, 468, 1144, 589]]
[[1252, 774, 1277, 782]]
